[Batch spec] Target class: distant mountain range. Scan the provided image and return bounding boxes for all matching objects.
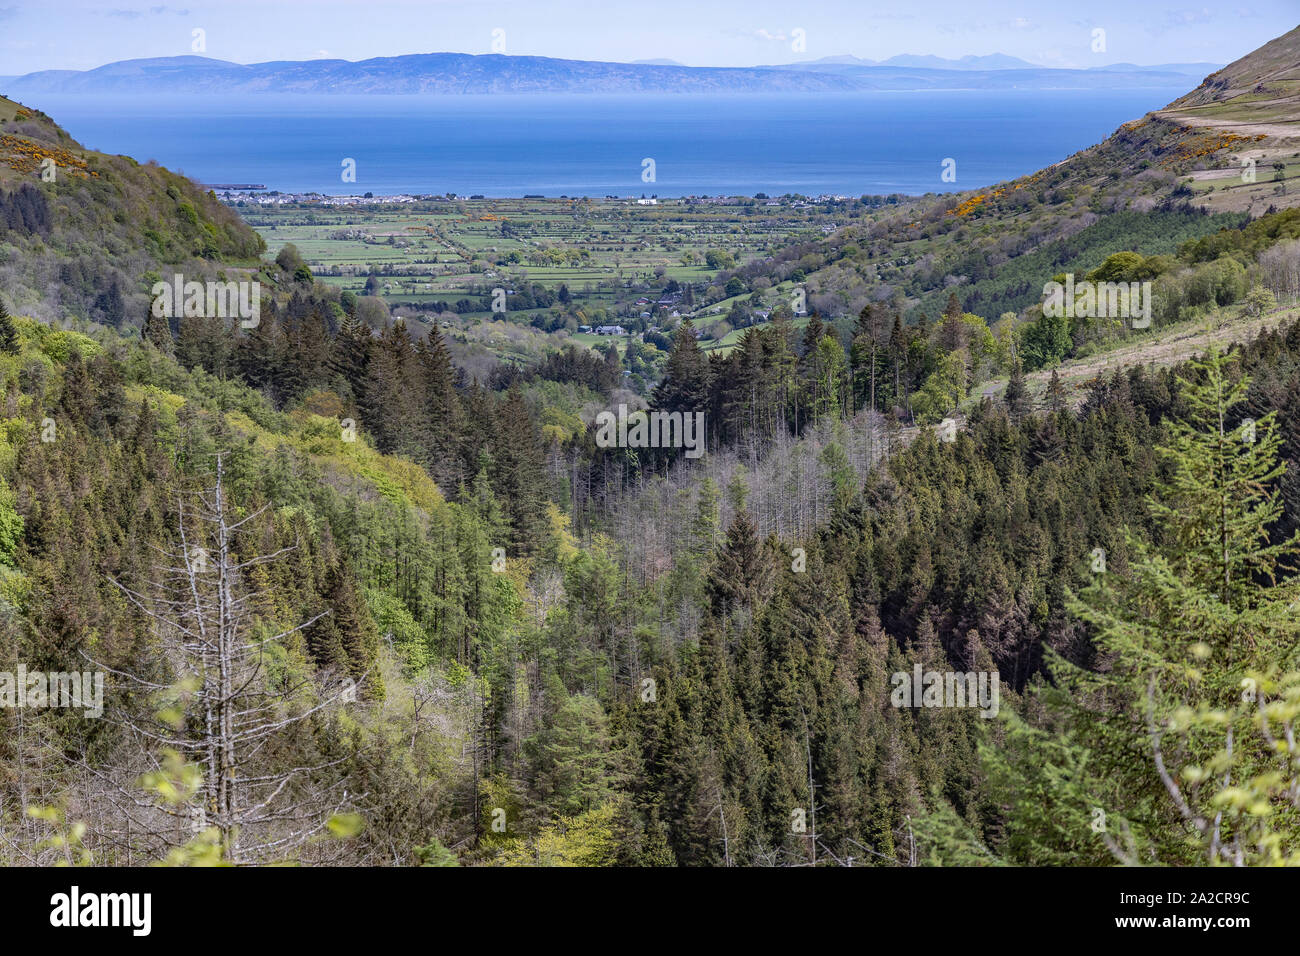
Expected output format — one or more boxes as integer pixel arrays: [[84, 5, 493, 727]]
[[0, 52, 1225, 96], [776, 53, 1041, 71], [782, 54, 1221, 74]]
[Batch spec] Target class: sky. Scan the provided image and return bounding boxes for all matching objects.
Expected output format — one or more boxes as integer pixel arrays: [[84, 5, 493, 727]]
[[0, 0, 1295, 75]]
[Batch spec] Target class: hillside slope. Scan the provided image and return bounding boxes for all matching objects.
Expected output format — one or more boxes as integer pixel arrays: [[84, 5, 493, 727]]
[[1165, 24, 1300, 117], [0, 95, 264, 326], [962, 27, 1300, 218], [1149, 24, 1300, 213], [692, 26, 1300, 346]]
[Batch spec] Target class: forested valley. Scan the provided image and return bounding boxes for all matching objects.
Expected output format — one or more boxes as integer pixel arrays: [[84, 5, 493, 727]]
[[3, 27, 1300, 866], [3, 249, 1300, 863]]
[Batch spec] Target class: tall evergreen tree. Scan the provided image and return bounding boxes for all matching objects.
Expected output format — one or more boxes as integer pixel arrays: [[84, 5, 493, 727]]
[[1004, 361, 1029, 420], [1046, 368, 1066, 412], [416, 327, 464, 491], [142, 309, 174, 354], [1070, 347, 1300, 864], [363, 320, 420, 456], [330, 311, 374, 408], [705, 508, 774, 624], [491, 387, 548, 556], [654, 320, 711, 415], [602, 343, 622, 393], [0, 297, 17, 354]]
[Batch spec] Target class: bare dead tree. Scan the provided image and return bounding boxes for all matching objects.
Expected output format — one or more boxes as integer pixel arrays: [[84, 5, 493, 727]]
[[101, 453, 356, 863]]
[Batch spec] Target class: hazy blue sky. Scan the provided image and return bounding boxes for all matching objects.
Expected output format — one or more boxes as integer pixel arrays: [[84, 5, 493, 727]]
[[1, 1, 1295, 74]]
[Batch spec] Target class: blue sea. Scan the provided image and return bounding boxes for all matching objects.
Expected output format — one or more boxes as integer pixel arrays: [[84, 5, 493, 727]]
[[19, 90, 1185, 197]]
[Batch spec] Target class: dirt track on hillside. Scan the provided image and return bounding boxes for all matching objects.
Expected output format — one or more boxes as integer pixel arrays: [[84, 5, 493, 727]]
[[1154, 109, 1300, 142], [1038, 311, 1293, 388], [974, 309, 1298, 410]]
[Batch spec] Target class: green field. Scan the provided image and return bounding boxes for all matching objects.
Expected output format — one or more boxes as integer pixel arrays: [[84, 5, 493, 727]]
[[236, 196, 854, 345]]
